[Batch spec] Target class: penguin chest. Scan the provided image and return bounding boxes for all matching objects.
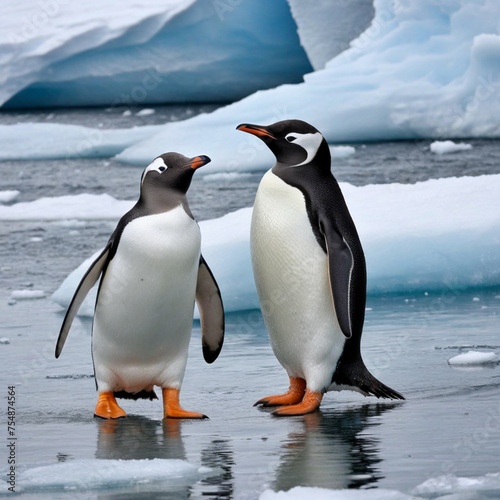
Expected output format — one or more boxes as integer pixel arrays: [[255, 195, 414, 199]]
[[93, 206, 201, 364], [251, 170, 345, 390]]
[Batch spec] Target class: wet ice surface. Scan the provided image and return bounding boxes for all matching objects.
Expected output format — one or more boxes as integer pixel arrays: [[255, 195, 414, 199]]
[[1, 289, 499, 498], [1, 111, 500, 497]]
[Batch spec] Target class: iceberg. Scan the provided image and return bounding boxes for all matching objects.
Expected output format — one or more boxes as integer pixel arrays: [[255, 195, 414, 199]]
[[1, 0, 311, 108], [48, 174, 500, 317], [260, 487, 415, 500], [117, 0, 500, 169]]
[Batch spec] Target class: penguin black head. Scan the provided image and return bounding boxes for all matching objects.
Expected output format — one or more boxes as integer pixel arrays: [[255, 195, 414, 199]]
[[237, 119, 330, 171], [140, 152, 210, 197]]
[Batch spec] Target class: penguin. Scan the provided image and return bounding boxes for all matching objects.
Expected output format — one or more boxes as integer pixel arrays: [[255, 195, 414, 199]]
[[237, 120, 404, 416], [55, 152, 224, 420]]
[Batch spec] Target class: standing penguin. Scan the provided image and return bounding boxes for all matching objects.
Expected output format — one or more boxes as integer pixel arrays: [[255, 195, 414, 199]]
[[237, 120, 404, 416], [55, 153, 224, 419]]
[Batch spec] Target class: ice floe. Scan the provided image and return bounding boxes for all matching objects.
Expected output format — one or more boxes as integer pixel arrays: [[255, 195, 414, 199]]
[[448, 351, 499, 366], [430, 141, 473, 155]]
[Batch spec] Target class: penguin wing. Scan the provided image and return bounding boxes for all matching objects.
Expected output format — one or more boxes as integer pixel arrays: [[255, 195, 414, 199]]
[[196, 256, 225, 363], [321, 217, 366, 339], [55, 243, 111, 358]]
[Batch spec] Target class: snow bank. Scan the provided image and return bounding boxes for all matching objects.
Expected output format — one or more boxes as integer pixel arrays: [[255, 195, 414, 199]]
[[448, 351, 499, 366], [1, 0, 311, 108], [430, 141, 473, 155], [8, 458, 214, 493], [118, 0, 500, 169], [50, 174, 500, 316], [0, 190, 19, 203], [412, 471, 500, 496], [260, 487, 415, 500]]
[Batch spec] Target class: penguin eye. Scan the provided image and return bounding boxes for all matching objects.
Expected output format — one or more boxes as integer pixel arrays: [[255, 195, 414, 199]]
[[286, 135, 297, 143], [158, 166, 166, 172]]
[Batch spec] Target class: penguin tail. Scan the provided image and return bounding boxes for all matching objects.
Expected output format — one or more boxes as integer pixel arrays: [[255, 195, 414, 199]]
[[332, 356, 405, 400], [113, 389, 158, 401]]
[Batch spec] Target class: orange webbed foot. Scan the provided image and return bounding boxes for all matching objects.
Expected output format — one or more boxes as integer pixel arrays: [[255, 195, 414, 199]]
[[94, 392, 127, 419], [254, 377, 306, 407], [272, 390, 323, 417], [162, 388, 208, 419]]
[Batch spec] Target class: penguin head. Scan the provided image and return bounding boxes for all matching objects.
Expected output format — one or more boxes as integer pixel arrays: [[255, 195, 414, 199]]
[[140, 152, 210, 197], [237, 119, 330, 171]]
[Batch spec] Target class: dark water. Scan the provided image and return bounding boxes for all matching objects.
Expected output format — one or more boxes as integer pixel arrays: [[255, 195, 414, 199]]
[[1, 107, 500, 498]]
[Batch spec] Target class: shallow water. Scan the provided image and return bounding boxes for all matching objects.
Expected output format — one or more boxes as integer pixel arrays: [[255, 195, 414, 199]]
[[1, 107, 500, 498]]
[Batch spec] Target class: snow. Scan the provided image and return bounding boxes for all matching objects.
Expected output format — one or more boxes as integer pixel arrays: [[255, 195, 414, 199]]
[[430, 141, 473, 155], [260, 487, 415, 500], [412, 471, 500, 496], [10, 290, 46, 300], [0, 190, 19, 203], [48, 173, 500, 317], [448, 350, 499, 366], [0, 123, 162, 161], [0, 194, 133, 221], [1, 0, 311, 108], [7, 458, 214, 493], [117, 0, 500, 168]]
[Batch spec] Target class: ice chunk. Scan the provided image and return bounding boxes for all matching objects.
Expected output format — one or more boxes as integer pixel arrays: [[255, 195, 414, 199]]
[[14, 458, 215, 493], [329, 145, 356, 158], [412, 471, 500, 496], [10, 290, 46, 300], [136, 108, 155, 116], [0, 190, 19, 203], [260, 486, 416, 500], [448, 350, 499, 366], [430, 140, 473, 155], [0, 194, 134, 221], [0, 338, 10, 345], [0, 123, 162, 161]]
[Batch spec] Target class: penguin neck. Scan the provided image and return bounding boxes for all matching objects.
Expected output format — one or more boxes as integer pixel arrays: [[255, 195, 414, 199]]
[[138, 187, 193, 219]]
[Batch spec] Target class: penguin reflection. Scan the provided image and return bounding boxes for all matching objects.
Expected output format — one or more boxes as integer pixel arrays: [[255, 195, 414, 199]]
[[273, 404, 397, 491]]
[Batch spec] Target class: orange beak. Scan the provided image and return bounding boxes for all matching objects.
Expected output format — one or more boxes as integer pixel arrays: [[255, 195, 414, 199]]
[[236, 124, 276, 140], [187, 155, 211, 169]]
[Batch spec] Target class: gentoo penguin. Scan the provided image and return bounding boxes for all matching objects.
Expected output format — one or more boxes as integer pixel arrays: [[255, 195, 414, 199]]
[[237, 120, 404, 416], [55, 153, 224, 419]]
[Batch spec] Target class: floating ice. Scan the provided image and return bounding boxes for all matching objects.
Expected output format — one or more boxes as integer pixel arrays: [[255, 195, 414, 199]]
[[0, 123, 162, 161], [448, 350, 499, 366], [0, 194, 134, 221], [329, 146, 356, 158], [10, 458, 214, 493], [260, 487, 415, 500], [117, 0, 500, 168], [136, 108, 155, 116], [1, 0, 311, 108], [0, 338, 10, 345], [10, 290, 46, 300], [412, 471, 500, 496], [0, 190, 19, 204], [430, 140, 473, 155], [50, 174, 500, 316]]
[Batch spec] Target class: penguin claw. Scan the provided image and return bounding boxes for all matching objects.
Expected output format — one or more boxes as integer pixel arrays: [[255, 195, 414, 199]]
[[94, 392, 127, 419], [162, 388, 208, 420], [271, 390, 323, 417], [255, 377, 307, 407]]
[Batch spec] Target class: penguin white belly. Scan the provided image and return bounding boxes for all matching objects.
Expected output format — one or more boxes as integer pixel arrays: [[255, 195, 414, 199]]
[[93, 206, 200, 394], [251, 170, 346, 393]]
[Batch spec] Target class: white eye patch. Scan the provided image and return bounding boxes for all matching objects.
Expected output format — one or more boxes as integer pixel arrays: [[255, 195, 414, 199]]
[[141, 157, 168, 184], [286, 132, 323, 166]]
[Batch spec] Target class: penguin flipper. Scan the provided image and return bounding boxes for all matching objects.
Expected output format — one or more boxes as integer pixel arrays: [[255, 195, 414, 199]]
[[55, 244, 111, 358], [196, 256, 225, 363], [322, 219, 366, 339]]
